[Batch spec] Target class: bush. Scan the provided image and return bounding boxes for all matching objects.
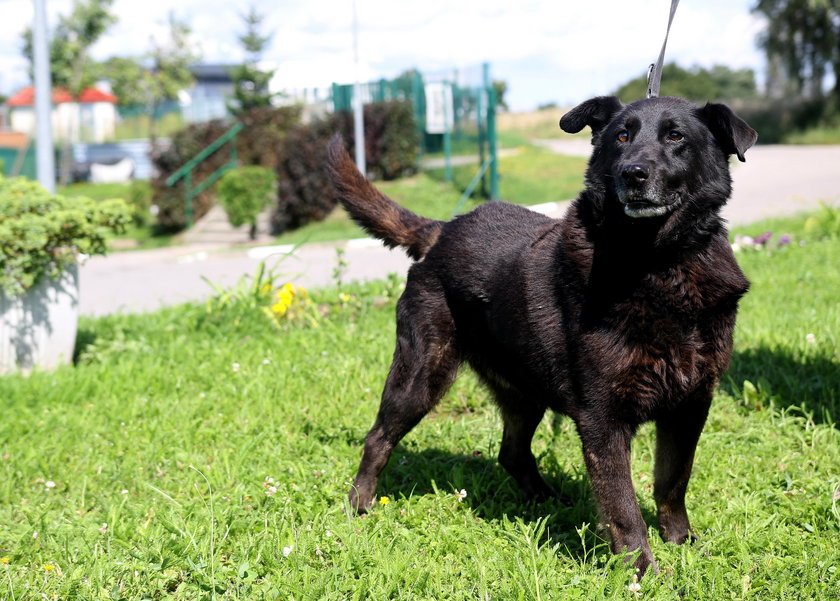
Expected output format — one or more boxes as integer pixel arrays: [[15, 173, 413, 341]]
[[217, 166, 276, 239], [736, 97, 832, 144], [236, 105, 302, 169], [127, 180, 153, 228], [333, 100, 419, 180], [151, 119, 231, 232], [0, 175, 130, 296], [272, 118, 337, 234]]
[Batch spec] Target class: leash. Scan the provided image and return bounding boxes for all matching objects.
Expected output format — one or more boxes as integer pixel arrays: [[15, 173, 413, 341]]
[[646, 0, 681, 98]]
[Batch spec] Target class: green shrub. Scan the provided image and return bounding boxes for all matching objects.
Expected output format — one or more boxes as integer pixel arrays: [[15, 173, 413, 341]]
[[333, 100, 419, 180], [217, 166, 276, 239], [0, 175, 130, 296], [272, 118, 338, 234], [127, 180, 153, 227], [236, 105, 302, 169]]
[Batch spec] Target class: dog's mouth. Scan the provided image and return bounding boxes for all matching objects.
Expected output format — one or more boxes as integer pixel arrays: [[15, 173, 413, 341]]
[[618, 192, 683, 219]]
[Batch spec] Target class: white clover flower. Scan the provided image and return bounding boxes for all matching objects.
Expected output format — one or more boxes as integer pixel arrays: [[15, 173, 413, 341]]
[[283, 545, 293, 557], [806, 333, 816, 344], [455, 489, 467, 502], [45, 480, 56, 489]]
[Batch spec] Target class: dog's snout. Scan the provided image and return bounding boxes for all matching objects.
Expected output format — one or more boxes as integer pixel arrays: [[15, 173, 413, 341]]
[[621, 164, 649, 185]]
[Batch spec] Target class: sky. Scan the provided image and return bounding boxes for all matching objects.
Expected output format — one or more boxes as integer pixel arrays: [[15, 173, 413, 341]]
[[1, 0, 767, 111]]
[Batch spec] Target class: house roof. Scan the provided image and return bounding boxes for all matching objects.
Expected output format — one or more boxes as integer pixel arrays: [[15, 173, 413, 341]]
[[7, 86, 117, 107], [77, 88, 118, 103]]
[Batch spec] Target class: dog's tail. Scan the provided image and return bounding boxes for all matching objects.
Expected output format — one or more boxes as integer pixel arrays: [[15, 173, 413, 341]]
[[326, 135, 443, 261]]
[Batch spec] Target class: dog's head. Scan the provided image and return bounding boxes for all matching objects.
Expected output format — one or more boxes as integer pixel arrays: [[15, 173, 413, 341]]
[[560, 96, 757, 220]]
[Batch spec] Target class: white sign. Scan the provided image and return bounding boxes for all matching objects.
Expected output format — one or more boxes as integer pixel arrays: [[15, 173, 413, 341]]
[[424, 82, 453, 134]]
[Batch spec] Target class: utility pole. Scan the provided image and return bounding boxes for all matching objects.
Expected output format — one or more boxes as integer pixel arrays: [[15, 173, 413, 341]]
[[352, 0, 366, 176], [32, 0, 56, 193]]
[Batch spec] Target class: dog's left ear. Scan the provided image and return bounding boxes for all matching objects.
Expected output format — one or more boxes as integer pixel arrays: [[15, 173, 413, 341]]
[[560, 96, 623, 136], [697, 103, 758, 162]]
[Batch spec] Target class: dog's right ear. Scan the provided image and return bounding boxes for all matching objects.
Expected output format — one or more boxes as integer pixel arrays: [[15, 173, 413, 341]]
[[559, 96, 623, 136]]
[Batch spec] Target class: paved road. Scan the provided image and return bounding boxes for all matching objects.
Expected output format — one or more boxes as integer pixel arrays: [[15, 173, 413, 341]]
[[79, 143, 840, 317]]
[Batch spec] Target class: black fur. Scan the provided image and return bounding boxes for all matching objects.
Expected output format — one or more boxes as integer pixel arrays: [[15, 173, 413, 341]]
[[327, 95, 756, 576]]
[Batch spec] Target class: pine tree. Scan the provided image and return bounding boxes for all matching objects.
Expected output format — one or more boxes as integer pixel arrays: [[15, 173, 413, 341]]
[[228, 6, 276, 115]]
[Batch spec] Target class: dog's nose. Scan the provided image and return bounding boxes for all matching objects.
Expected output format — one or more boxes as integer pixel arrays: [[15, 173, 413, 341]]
[[621, 164, 649, 184]]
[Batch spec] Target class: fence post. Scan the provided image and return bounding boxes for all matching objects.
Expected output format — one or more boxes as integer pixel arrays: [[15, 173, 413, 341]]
[[443, 81, 453, 183], [487, 85, 499, 201], [476, 90, 487, 198], [412, 72, 425, 163]]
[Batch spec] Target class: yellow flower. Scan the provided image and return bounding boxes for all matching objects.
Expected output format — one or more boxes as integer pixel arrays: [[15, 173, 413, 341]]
[[43, 563, 55, 571], [0, 556, 9, 564], [339, 293, 351, 303], [271, 301, 288, 316], [261, 283, 271, 295], [379, 496, 390, 505]]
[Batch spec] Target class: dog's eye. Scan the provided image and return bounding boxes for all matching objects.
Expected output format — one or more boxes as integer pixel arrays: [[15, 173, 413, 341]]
[[668, 131, 684, 142], [617, 131, 629, 143]]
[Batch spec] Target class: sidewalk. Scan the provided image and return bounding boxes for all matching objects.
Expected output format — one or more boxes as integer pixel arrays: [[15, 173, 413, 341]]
[[79, 144, 840, 317]]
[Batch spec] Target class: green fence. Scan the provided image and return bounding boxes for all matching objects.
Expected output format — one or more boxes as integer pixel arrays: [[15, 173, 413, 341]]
[[331, 63, 499, 201], [0, 145, 37, 180]]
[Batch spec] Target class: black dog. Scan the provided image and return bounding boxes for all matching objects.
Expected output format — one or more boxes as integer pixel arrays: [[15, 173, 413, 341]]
[[327, 95, 756, 575]]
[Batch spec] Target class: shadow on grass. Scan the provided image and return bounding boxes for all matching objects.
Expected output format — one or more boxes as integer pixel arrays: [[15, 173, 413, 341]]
[[378, 446, 658, 559], [724, 346, 839, 426]]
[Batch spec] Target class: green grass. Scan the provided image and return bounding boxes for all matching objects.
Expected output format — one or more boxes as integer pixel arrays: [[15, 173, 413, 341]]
[[427, 145, 586, 206], [2, 212, 838, 599], [113, 112, 185, 141], [783, 119, 840, 145]]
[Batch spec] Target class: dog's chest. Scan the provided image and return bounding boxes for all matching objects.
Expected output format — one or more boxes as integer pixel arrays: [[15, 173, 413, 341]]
[[579, 264, 727, 413]]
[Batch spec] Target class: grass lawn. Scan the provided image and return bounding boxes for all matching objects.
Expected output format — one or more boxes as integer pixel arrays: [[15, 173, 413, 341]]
[[2, 209, 837, 599]]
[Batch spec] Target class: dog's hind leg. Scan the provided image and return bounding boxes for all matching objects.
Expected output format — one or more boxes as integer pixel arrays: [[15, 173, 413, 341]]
[[348, 280, 460, 514], [494, 392, 561, 502]]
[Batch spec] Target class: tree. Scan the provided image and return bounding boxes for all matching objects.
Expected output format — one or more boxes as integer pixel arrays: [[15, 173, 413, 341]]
[[228, 6, 276, 115], [612, 63, 758, 104], [753, 0, 840, 100], [21, 0, 117, 94], [101, 14, 197, 144]]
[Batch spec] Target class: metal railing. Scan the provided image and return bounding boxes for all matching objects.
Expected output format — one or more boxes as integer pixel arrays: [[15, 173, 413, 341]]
[[165, 122, 243, 228]]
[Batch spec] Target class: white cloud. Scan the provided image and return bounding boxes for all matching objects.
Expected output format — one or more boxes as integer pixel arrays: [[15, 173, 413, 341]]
[[2, 0, 766, 110]]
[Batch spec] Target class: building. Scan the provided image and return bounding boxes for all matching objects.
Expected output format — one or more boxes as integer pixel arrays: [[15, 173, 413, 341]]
[[6, 86, 118, 143]]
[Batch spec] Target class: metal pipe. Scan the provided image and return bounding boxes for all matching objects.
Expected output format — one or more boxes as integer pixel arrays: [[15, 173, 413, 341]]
[[32, 0, 55, 193]]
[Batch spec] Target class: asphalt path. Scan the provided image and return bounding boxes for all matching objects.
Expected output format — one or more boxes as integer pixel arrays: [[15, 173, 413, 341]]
[[79, 143, 840, 317]]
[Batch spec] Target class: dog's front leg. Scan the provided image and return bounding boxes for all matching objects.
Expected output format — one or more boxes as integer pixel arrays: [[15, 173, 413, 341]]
[[577, 418, 657, 575], [653, 393, 712, 545]]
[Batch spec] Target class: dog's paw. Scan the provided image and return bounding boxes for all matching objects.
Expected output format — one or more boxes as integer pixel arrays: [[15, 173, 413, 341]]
[[347, 488, 374, 516]]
